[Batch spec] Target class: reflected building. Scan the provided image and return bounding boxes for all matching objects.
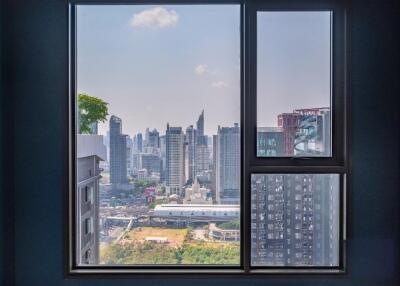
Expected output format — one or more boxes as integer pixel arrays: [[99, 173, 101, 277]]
[[293, 108, 330, 156], [257, 127, 284, 156]]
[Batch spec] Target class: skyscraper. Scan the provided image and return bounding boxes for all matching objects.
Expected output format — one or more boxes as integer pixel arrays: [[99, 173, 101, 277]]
[[216, 123, 240, 204], [251, 174, 339, 266], [277, 113, 301, 156], [136, 133, 143, 153], [145, 128, 160, 149], [196, 110, 204, 137], [185, 125, 197, 183], [109, 115, 128, 185], [166, 124, 185, 195], [293, 107, 330, 156]]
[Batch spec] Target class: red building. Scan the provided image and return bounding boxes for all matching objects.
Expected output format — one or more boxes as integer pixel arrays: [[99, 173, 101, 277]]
[[277, 113, 301, 156]]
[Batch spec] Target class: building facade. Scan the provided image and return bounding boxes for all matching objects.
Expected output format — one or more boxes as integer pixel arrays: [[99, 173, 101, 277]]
[[165, 124, 185, 195], [76, 134, 106, 265], [216, 123, 240, 204], [109, 115, 128, 185], [185, 125, 197, 183], [251, 174, 339, 266], [257, 127, 285, 157]]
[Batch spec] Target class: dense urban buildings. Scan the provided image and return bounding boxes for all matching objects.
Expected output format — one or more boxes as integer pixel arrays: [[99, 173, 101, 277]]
[[76, 134, 106, 265], [109, 115, 128, 185], [216, 123, 240, 204], [251, 174, 339, 266]]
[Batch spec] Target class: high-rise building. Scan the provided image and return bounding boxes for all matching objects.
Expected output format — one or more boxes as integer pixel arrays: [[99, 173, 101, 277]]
[[109, 115, 128, 185], [159, 135, 166, 182], [211, 134, 218, 201], [278, 107, 330, 156], [293, 108, 330, 156], [126, 136, 133, 175], [277, 113, 301, 156], [166, 124, 185, 195], [216, 123, 240, 204], [135, 133, 143, 153], [257, 127, 284, 156], [140, 153, 162, 175], [185, 125, 197, 183], [145, 128, 160, 148], [196, 110, 204, 137], [76, 134, 106, 264], [251, 174, 339, 266], [196, 141, 209, 175]]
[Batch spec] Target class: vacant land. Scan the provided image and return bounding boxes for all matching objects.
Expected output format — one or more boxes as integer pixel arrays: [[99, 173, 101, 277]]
[[125, 227, 189, 247]]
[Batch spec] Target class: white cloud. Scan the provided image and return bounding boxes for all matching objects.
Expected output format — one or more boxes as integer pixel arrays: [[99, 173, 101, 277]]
[[130, 7, 179, 29], [212, 81, 229, 89], [194, 64, 209, 76]]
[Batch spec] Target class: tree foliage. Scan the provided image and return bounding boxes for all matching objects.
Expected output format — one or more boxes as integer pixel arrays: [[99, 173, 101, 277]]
[[100, 241, 240, 265], [78, 93, 108, 134], [218, 218, 240, 230]]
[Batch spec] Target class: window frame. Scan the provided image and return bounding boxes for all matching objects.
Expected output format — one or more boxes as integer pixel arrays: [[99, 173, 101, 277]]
[[67, 0, 348, 277]]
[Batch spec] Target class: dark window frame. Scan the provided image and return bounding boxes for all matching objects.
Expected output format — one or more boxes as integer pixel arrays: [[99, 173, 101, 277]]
[[67, 0, 348, 277]]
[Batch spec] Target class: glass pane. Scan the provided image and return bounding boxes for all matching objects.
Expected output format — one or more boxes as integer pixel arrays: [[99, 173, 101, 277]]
[[257, 12, 332, 157], [76, 5, 241, 266], [251, 174, 339, 266]]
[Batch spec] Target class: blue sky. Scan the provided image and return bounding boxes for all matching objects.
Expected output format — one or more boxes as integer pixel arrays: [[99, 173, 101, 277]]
[[77, 6, 330, 136]]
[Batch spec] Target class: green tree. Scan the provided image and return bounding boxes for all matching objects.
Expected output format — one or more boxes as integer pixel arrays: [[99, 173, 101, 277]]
[[78, 93, 108, 134]]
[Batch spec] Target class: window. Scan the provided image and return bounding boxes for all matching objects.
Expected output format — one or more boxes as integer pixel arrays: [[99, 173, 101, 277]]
[[69, 0, 347, 275]]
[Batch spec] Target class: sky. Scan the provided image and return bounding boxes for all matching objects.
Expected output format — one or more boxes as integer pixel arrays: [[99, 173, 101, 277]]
[[77, 6, 331, 137], [257, 11, 331, 126]]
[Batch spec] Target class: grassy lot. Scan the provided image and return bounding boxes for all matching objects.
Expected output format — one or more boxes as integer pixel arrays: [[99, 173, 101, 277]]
[[100, 227, 240, 265]]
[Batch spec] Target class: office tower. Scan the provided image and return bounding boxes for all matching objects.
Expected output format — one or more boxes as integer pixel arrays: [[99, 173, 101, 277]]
[[140, 153, 162, 175], [159, 135, 166, 182], [251, 174, 339, 266], [109, 115, 128, 185], [293, 108, 330, 156], [196, 110, 204, 137], [211, 134, 218, 201], [277, 113, 301, 156], [257, 127, 285, 156], [145, 128, 160, 148], [166, 124, 185, 195], [76, 134, 106, 264], [185, 125, 197, 183], [136, 133, 143, 153], [196, 140, 209, 175], [126, 137, 133, 175], [216, 123, 240, 204]]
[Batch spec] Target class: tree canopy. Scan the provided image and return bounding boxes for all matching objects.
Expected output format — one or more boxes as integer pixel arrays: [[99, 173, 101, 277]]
[[78, 93, 108, 134]]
